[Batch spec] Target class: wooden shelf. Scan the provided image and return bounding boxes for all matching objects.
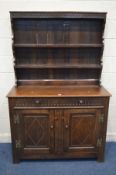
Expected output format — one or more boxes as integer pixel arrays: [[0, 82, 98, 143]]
[[17, 79, 100, 86], [10, 12, 106, 19], [14, 43, 103, 48], [17, 79, 99, 81], [15, 64, 102, 69]]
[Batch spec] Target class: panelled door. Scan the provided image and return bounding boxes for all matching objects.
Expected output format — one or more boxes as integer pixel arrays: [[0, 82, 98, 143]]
[[14, 109, 55, 158], [63, 108, 102, 155], [13, 108, 102, 159]]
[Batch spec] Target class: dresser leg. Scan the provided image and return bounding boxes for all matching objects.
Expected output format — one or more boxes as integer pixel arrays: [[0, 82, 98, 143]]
[[97, 149, 105, 162], [13, 156, 20, 163], [97, 142, 106, 162], [97, 155, 104, 162], [12, 150, 20, 163]]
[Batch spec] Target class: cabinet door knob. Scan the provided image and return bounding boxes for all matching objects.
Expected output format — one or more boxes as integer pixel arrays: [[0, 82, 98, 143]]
[[50, 125, 54, 129], [65, 125, 69, 129]]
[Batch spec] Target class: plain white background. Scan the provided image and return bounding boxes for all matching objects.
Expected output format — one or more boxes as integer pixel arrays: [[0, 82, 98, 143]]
[[0, 0, 116, 142]]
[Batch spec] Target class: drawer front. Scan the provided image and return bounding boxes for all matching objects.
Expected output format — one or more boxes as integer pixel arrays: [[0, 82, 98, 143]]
[[14, 97, 105, 108]]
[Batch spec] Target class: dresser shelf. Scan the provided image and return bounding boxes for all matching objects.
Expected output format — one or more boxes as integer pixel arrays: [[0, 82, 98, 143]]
[[15, 64, 102, 69], [14, 43, 103, 48]]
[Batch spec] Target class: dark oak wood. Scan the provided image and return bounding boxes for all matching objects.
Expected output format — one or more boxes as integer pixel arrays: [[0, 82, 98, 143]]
[[15, 64, 102, 69], [8, 12, 111, 163], [10, 12, 106, 19], [16, 79, 100, 86], [63, 109, 101, 152], [14, 43, 103, 48]]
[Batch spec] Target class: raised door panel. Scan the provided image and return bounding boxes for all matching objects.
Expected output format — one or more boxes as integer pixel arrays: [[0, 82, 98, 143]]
[[63, 108, 101, 154], [14, 109, 55, 158]]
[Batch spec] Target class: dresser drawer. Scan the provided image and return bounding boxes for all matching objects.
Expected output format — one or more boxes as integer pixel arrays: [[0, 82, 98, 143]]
[[13, 97, 105, 108]]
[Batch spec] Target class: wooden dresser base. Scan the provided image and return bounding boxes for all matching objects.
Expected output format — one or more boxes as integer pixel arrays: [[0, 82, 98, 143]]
[[8, 86, 110, 163]]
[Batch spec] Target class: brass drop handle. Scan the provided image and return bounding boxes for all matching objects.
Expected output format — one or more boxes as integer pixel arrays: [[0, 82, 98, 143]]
[[50, 125, 54, 129], [65, 125, 69, 129]]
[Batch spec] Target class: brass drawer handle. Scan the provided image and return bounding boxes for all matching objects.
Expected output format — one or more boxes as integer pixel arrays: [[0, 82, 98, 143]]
[[65, 125, 69, 129], [35, 100, 40, 104], [79, 100, 83, 104]]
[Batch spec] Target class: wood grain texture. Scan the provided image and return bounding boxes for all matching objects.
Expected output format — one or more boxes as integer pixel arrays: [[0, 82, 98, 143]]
[[7, 86, 111, 97]]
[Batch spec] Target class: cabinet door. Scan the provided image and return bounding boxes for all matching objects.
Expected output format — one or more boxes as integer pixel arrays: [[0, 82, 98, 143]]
[[63, 108, 101, 155], [14, 109, 55, 158]]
